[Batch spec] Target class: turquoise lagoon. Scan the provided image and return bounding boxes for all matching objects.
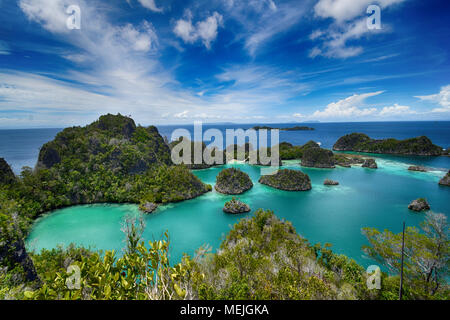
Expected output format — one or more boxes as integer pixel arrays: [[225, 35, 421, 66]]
[[26, 156, 450, 269]]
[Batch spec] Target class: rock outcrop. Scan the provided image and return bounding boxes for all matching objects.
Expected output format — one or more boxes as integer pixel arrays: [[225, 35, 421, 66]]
[[0, 158, 15, 185], [408, 198, 430, 212], [301, 147, 335, 168], [439, 171, 450, 186], [259, 169, 311, 191], [215, 168, 253, 195], [324, 179, 339, 186], [408, 166, 428, 172], [333, 133, 443, 156], [223, 198, 251, 214], [334, 154, 365, 168], [362, 158, 378, 169], [139, 202, 158, 214]]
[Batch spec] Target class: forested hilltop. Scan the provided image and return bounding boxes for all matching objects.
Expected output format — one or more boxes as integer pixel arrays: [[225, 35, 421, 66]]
[[0, 114, 211, 292], [333, 133, 443, 156]]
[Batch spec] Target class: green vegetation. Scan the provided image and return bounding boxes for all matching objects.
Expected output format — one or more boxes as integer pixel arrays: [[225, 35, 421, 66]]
[[333, 133, 443, 156], [362, 212, 449, 299], [259, 169, 311, 191], [215, 168, 253, 195], [223, 197, 250, 214], [277, 141, 319, 160], [301, 147, 336, 168], [3, 209, 446, 300], [0, 114, 212, 293]]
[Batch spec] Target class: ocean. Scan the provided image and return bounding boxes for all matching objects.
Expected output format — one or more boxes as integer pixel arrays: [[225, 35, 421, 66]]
[[1, 121, 450, 174]]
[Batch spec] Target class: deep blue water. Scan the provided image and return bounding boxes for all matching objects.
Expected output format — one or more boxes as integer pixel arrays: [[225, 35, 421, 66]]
[[1, 121, 449, 174]]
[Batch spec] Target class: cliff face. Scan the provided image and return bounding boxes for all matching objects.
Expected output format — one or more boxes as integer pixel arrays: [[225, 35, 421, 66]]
[[259, 169, 311, 191], [301, 147, 335, 168], [36, 113, 172, 174], [333, 133, 443, 156], [0, 158, 15, 185]]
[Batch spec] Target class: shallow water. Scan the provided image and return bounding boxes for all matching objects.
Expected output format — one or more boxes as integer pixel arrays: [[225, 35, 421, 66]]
[[26, 157, 450, 269]]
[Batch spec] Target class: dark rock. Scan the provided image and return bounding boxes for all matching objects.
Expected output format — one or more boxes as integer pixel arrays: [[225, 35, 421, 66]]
[[301, 147, 335, 168], [439, 171, 450, 186], [408, 198, 430, 212], [362, 158, 378, 169], [139, 202, 158, 213], [0, 158, 15, 185], [37, 144, 61, 169], [223, 198, 251, 214], [334, 154, 365, 168], [0, 238, 39, 283], [324, 179, 339, 186], [408, 165, 428, 172], [259, 169, 311, 191], [333, 133, 443, 156], [215, 168, 253, 195]]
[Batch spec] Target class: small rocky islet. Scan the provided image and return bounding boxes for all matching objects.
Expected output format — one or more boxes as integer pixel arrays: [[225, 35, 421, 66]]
[[439, 171, 450, 186], [408, 198, 431, 212], [259, 169, 311, 191], [408, 165, 428, 172], [214, 168, 253, 195], [324, 179, 339, 186], [223, 197, 251, 214]]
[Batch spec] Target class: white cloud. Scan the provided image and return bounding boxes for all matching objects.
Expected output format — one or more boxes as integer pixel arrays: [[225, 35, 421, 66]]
[[314, 0, 406, 23], [379, 103, 416, 116], [136, 0, 163, 12], [174, 110, 189, 118], [310, 18, 384, 59], [174, 11, 223, 49], [19, 0, 71, 33], [415, 85, 450, 113], [312, 91, 383, 119], [221, 0, 308, 56], [310, 0, 404, 59]]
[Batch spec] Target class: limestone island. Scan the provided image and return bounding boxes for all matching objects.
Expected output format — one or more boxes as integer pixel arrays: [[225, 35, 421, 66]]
[[362, 158, 378, 169], [333, 133, 443, 156], [324, 179, 339, 186], [439, 171, 450, 186], [252, 125, 315, 131], [301, 147, 336, 168], [215, 168, 253, 195], [223, 197, 251, 214], [408, 198, 431, 212], [408, 165, 428, 172], [27, 114, 212, 215], [259, 169, 311, 191]]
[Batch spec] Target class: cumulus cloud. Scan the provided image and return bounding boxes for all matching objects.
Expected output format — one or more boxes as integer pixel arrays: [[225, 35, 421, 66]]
[[174, 11, 223, 49], [415, 85, 450, 113], [314, 0, 406, 23], [379, 103, 416, 116], [312, 91, 383, 119]]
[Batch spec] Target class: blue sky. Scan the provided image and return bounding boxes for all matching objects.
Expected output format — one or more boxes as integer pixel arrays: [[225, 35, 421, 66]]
[[0, 0, 449, 128]]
